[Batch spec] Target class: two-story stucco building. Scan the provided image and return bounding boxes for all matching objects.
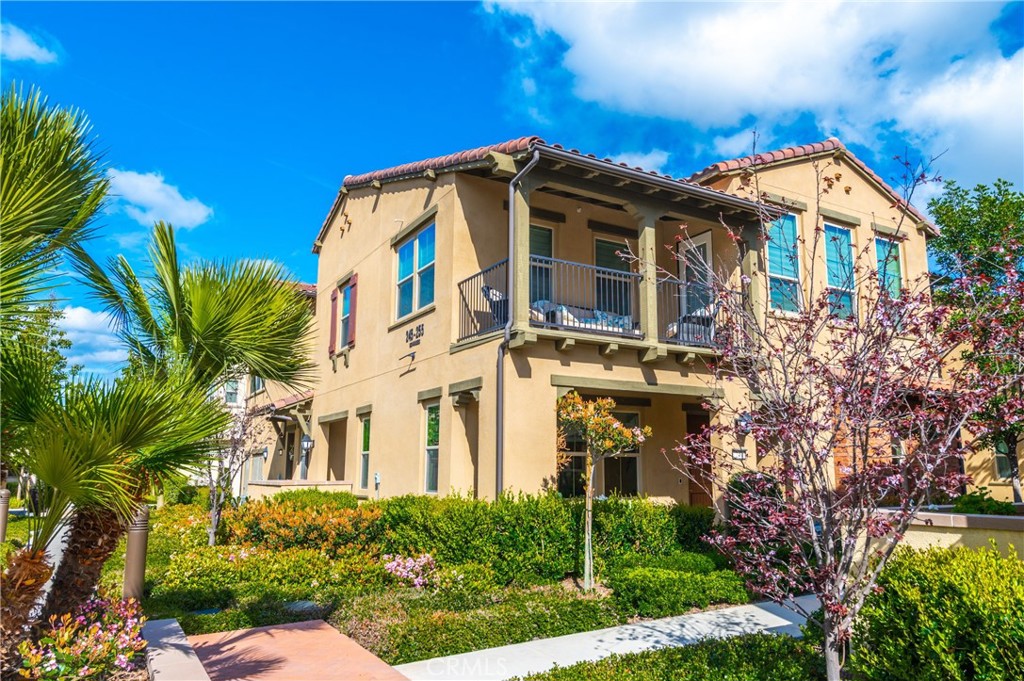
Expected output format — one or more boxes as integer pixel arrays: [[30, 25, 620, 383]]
[[243, 136, 1018, 505]]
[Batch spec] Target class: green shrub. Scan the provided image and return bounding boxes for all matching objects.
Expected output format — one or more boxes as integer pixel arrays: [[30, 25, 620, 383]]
[[390, 590, 627, 664], [609, 567, 749, 617], [951, 487, 1017, 515], [669, 504, 716, 551], [491, 492, 575, 583], [589, 497, 678, 571], [269, 488, 359, 511], [518, 633, 825, 680], [153, 545, 387, 612], [8, 495, 24, 510], [613, 550, 717, 575], [851, 545, 1024, 681], [162, 476, 207, 508]]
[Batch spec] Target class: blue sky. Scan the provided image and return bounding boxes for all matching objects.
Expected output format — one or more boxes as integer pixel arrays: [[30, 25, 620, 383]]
[[3, 1, 1022, 374]]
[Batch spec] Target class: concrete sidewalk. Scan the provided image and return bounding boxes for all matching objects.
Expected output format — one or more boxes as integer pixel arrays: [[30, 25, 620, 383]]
[[395, 594, 819, 681]]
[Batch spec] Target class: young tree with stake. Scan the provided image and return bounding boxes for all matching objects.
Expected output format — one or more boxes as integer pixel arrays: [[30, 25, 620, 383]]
[[557, 391, 651, 591]]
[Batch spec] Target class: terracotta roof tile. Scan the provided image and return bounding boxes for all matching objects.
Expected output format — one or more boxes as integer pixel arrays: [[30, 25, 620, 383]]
[[270, 390, 314, 411], [343, 136, 543, 187], [689, 138, 933, 229]]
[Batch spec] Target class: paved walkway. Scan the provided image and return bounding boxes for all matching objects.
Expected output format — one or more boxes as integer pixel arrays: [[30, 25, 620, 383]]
[[188, 620, 407, 681], [396, 594, 819, 681]]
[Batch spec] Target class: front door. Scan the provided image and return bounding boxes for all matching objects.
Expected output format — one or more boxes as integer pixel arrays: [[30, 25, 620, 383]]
[[284, 430, 295, 480], [686, 412, 713, 508]]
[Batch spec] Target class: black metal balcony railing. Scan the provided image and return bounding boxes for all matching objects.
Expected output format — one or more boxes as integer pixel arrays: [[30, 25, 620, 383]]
[[456, 259, 508, 342], [528, 256, 642, 338], [657, 279, 721, 348]]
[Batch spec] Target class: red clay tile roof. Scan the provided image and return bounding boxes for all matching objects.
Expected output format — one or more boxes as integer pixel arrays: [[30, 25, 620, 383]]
[[344, 136, 543, 187], [270, 390, 314, 411], [295, 282, 316, 296], [689, 137, 934, 230]]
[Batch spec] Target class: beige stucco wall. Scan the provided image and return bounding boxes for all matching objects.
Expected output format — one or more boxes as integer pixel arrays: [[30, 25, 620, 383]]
[[876, 510, 1024, 558], [301, 151, 1008, 505]]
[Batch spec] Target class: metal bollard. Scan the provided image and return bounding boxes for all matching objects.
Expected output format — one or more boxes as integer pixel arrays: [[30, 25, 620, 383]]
[[0, 488, 9, 543], [122, 505, 150, 601]]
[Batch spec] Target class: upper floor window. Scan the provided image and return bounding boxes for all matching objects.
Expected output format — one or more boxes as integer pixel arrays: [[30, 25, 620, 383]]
[[330, 276, 357, 354], [224, 379, 239, 404], [397, 223, 435, 319], [250, 375, 264, 394], [766, 214, 801, 312], [529, 225, 553, 303], [595, 238, 633, 317], [825, 224, 855, 318], [875, 237, 903, 298]]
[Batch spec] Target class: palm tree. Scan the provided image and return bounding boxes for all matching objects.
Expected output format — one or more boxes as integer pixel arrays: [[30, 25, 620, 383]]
[[0, 84, 107, 335], [0, 342, 228, 664], [40, 222, 315, 617]]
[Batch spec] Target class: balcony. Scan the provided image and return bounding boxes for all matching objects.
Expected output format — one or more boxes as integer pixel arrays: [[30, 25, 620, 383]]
[[457, 260, 739, 350], [456, 259, 508, 342], [527, 256, 642, 338]]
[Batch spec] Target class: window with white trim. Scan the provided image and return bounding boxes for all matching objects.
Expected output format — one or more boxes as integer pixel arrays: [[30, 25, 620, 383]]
[[424, 403, 440, 494], [556, 410, 640, 498], [339, 283, 352, 347], [250, 375, 264, 394], [766, 214, 801, 312], [995, 439, 1014, 480], [825, 224, 855, 318], [360, 417, 371, 489], [396, 223, 435, 318], [875, 237, 903, 298], [224, 379, 239, 404]]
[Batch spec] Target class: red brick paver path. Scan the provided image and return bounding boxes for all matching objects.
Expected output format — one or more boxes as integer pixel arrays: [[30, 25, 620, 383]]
[[189, 619, 407, 681]]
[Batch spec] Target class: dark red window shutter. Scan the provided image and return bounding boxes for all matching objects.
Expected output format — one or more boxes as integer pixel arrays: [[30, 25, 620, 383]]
[[348, 273, 358, 347], [329, 288, 338, 355]]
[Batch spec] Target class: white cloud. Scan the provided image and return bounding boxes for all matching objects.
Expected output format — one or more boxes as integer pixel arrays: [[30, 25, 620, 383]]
[[494, 1, 1024, 186], [59, 305, 125, 375], [107, 169, 213, 229], [0, 22, 58, 64], [611, 149, 671, 173]]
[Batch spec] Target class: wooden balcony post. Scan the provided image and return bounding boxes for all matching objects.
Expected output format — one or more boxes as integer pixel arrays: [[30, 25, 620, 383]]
[[627, 203, 661, 344]]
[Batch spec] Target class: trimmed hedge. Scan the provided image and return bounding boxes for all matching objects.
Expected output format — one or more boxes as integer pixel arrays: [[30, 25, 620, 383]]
[[609, 567, 749, 617], [269, 488, 360, 511], [613, 551, 718, 575], [518, 633, 825, 680], [229, 492, 717, 585], [851, 545, 1024, 681]]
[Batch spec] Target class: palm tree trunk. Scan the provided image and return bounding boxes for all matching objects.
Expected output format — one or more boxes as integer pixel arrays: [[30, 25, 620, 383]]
[[40, 507, 126, 621], [1, 548, 52, 672]]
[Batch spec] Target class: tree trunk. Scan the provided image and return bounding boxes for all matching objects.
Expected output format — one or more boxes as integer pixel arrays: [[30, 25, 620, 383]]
[[823, 615, 842, 681], [1004, 432, 1022, 504], [0, 548, 52, 673], [40, 507, 126, 622], [207, 503, 220, 547], [583, 453, 595, 591]]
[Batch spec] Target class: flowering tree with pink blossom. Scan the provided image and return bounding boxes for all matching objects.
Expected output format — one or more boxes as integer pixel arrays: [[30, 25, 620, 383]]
[[557, 391, 652, 591], [665, 158, 1024, 680]]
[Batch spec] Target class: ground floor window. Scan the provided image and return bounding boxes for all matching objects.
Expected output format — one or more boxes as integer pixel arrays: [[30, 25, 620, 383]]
[[557, 409, 640, 498], [360, 417, 371, 489], [995, 439, 1014, 479], [425, 403, 440, 493]]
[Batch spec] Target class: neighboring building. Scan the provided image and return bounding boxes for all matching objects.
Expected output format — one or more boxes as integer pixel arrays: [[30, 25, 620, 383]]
[[247, 136, 1011, 505]]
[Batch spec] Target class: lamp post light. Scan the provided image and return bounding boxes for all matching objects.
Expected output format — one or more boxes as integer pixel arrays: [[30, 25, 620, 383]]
[[299, 434, 313, 480]]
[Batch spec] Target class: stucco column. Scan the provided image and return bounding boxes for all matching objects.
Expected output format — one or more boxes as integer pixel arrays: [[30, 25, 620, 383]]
[[511, 178, 534, 329], [628, 204, 661, 343], [122, 505, 150, 601]]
